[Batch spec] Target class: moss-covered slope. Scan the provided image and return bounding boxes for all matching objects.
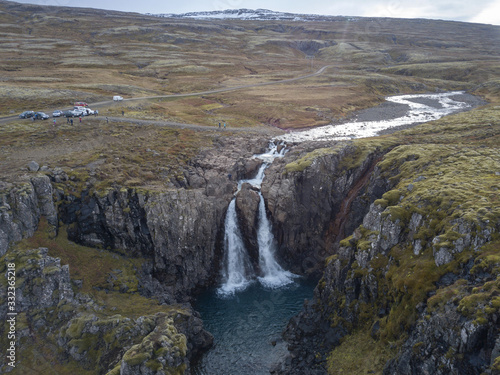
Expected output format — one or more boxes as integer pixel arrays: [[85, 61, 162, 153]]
[[0, 222, 212, 374], [275, 104, 500, 374]]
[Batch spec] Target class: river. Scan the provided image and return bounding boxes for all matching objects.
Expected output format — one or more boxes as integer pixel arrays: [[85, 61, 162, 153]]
[[277, 91, 483, 142]]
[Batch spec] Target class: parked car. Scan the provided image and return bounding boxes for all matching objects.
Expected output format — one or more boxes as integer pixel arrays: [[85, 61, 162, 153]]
[[74, 101, 88, 107], [72, 107, 83, 116], [72, 107, 85, 116], [34, 112, 49, 120], [63, 110, 79, 117], [19, 110, 34, 119], [52, 110, 64, 117], [74, 106, 94, 116], [113, 95, 123, 101]]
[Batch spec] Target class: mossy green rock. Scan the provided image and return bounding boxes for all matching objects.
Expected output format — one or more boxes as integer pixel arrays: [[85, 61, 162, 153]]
[[119, 313, 187, 375], [273, 106, 500, 374]]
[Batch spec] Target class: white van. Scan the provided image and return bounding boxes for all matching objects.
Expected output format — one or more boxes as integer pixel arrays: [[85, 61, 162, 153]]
[[113, 96, 123, 101]]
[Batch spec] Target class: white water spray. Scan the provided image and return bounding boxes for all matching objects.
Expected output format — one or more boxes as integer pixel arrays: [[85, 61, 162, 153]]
[[218, 142, 295, 296], [256, 190, 296, 288], [218, 199, 254, 295]]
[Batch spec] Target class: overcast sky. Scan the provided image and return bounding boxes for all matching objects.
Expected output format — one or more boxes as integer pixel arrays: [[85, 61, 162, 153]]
[[12, 0, 500, 25]]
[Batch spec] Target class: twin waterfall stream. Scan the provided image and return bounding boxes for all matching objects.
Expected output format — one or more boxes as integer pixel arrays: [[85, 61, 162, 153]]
[[192, 142, 311, 375], [218, 142, 296, 296]]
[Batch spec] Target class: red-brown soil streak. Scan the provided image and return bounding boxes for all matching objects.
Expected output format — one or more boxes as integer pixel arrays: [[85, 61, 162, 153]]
[[326, 156, 384, 251]]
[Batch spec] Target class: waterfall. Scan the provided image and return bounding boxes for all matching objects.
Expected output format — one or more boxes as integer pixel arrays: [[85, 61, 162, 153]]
[[218, 142, 295, 296], [218, 200, 254, 295], [256, 190, 296, 288]]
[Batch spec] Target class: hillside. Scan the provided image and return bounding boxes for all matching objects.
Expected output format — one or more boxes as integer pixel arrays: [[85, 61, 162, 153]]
[[0, 1, 499, 374], [0, 0, 499, 131]]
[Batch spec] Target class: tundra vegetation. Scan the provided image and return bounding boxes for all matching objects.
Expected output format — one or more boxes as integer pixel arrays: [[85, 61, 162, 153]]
[[324, 107, 500, 373], [0, 0, 499, 374]]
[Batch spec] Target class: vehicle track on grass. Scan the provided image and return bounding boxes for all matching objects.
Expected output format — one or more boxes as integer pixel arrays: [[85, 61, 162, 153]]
[[99, 115, 285, 135], [91, 65, 331, 106], [0, 66, 332, 129]]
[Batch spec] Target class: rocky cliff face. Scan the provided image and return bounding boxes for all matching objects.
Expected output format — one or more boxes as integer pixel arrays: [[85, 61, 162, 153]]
[[0, 176, 57, 257], [272, 141, 500, 374], [262, 141, 389, 276], [58, 186, 231, 300], [235, 182, 262, 271]]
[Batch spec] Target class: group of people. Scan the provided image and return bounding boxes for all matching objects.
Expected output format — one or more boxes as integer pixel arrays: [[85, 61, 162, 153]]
[[65, 117, 80, 125], [60, 109, 99, 125], [218, 122, 227, 129]]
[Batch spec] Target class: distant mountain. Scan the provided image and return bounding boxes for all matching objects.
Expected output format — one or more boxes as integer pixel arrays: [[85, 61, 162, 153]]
[[151, 8, 352, 22]]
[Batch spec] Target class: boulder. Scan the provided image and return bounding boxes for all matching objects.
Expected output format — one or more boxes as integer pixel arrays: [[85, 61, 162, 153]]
[[28, 160, 39, 172]]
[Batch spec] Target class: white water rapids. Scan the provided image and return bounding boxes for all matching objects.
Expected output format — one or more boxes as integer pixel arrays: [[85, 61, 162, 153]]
[[277, 91, 472, 143], [218, 143, 296, 296]]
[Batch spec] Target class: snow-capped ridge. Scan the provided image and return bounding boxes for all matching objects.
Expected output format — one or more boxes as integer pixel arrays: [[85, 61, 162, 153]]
[[150, 8, 350, 22]]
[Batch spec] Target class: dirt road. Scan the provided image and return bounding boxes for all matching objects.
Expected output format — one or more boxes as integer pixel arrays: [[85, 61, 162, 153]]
[[0, 66, 332, 128]]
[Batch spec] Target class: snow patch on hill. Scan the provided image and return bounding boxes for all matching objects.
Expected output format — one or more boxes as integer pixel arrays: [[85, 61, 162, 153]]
[[150, 8, 352, 22]]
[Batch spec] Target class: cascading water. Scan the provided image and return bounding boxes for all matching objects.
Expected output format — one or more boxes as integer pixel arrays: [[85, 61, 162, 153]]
[[195, 92, 482, 374], [218, 199, 254, 295], [256, 190, 296, 288], [218, 142, 295, 296]]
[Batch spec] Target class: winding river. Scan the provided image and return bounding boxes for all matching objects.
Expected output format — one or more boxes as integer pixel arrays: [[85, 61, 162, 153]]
[[277, 91, 480, 142]]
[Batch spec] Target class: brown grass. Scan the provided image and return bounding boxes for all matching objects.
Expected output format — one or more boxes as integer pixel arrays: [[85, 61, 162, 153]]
[[0, 116, 213, 189], [0, 1, 499, 186], [1, 1, 498, 127]]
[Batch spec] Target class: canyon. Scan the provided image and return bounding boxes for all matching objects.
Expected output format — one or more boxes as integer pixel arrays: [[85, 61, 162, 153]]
[[1, 96, 499, 374], [0, 1, 499, 374]]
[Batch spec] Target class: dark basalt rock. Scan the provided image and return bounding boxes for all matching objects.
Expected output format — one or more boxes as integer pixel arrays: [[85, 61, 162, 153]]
[[235, 182, 261, 270], [0, 175, 58, 257], [262, 141, 388, 276]]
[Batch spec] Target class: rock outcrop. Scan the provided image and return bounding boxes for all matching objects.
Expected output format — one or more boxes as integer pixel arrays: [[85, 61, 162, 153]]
[[0, 247, 213, 374], [273, 142, 500, 375], [235, 182, 261, 269], [262, 141, 388, 276], [0, 176, 57, 257]]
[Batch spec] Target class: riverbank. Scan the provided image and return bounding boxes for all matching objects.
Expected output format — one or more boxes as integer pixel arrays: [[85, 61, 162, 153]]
[[376, 91, 487, 135], [276, 91, 487, 143]]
